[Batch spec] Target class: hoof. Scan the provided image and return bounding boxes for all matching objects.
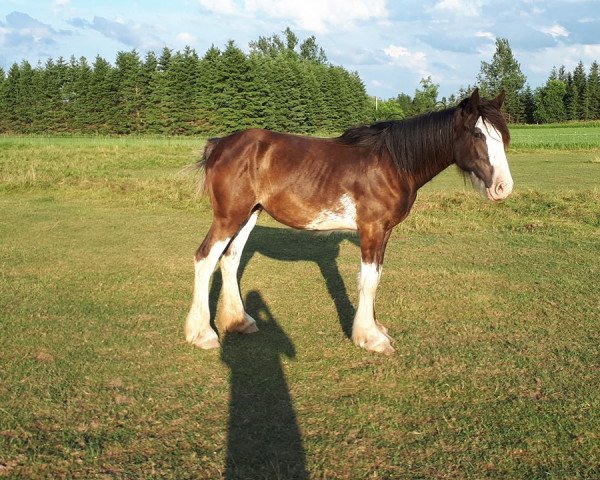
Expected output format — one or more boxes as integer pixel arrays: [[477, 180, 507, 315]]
[[187, 329, 220, 349], [225, 313, 259, 334], [353, 329, 395, 355], [375, 320, 389, 335]]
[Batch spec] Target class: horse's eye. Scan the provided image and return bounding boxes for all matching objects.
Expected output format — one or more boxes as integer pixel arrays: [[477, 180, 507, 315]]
[[472, 128, 485, 139]]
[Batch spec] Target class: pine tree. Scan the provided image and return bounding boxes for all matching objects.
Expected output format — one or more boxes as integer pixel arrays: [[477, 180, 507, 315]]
[[585, 61, 600, 120], [139, 51, 158, 133], [3, 64, 21, 132], [16, 61, 36, 132], [0, 67, 6, 132], [89, 56, 116, 133], [571, 61, 587, 120], [565, 73, 580, 121], [533, 79, 567, 123], [148, 47, 175, 133], [112, 50, 144, 133], [521, 85, 535, 124], [194, 46, 222, 133], [211, 40, 263, 132], [161, 47, 202, 134], [477, 38, 526, 122]]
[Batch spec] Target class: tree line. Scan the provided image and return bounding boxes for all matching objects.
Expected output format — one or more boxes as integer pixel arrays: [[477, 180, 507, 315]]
[[376, 38, 600, 124], [1, 31, 599, 134], [0, 28, 369, 135]]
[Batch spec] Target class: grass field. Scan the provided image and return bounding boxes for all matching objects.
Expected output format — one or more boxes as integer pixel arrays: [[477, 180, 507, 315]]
[[1, 125, 599, 479]]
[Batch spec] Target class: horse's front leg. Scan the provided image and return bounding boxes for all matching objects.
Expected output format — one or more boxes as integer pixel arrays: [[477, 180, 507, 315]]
[[352, 225, 394, 355]]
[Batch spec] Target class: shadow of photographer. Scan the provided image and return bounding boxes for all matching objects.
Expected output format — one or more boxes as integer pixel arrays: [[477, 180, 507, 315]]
[[221, 290, 308, 479]]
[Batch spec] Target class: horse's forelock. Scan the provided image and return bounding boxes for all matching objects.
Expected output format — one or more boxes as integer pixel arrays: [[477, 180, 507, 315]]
[[479, 102, 510, 147]]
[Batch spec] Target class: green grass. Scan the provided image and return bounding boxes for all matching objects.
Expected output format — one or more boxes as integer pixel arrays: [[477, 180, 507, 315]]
[[509, 124, 600, 151], [0, 132, 599, 479], [3, 120, 600, 152]]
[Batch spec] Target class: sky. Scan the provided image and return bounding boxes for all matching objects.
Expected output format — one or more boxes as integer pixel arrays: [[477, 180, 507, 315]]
[[1, 0, 600, 99]]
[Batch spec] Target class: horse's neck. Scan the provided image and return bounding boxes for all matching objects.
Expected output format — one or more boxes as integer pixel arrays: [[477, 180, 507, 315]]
[[410, 151, 455, 190]]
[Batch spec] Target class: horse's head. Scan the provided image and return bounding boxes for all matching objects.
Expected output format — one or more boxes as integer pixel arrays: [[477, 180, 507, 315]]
[[453, 89, 513, 201]]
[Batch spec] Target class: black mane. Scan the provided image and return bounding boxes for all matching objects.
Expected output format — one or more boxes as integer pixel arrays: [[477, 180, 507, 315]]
[[337, 101, 510, 176], [337, 108, 457, 176]]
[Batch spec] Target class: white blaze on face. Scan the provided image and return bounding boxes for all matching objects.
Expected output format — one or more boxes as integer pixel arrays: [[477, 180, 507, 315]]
[[471, 117, 514, 201], [305, 193, 357, 231]]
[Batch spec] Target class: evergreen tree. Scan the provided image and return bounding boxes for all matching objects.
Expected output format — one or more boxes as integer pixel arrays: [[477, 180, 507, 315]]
[[16, 61, 36, 132], [162, 47, 202, 134], [158, 47, 172, 72], [477, 38, 526, 122], [210, 41, 255, 132], [565, 72, 579, 120], [585, 61, 600, 120], [112, 50, 144, 133], [533, 79, 567, 123], [3, 64, 21, 132], [89, 55, 116, 133], [0, 67, 6, 132], [140, 51, 159, 132], [194, 46, 222, 133], [65, 56, 94, 132], [571, 61, 587, 120], [521, 85, 535, 124]]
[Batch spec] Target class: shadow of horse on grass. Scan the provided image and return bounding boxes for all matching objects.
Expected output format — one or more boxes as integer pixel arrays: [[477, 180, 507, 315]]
[[209, 225, 359, 338]]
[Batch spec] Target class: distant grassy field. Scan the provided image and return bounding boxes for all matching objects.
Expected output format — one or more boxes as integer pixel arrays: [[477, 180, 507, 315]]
[[0, 127, 599, 479], [510, 123, 600, 150]]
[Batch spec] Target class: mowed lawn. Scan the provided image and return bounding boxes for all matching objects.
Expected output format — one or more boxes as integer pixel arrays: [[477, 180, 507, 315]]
[[0, 131, 599, 479]]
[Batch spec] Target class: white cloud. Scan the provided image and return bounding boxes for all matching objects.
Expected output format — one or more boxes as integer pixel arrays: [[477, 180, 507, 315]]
[[539, 23, 569, 38], [432, 0, 485, 17], [519, 43, 600, 78], [199, 0, 387, 33], [383, 44, 428, 75], [475, 31, 495, 41], [199, 0, 238, 15], [54, 0, 70, 6], [176, 32, 196, 44], [68, 16, 163, 51], [583, 44, 600, 56]]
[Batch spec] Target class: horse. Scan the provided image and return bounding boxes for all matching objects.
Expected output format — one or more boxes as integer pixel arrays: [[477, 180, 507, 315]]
[[185, 88, 513, 355]]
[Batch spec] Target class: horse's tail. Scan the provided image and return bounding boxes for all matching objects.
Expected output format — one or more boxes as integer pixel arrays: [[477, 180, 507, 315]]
[[194, 137, 221, 194], [197, 137, 221, 171]]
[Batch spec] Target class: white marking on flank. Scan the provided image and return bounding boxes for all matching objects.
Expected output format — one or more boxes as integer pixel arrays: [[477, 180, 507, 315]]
[[305, 193, 357, 231]]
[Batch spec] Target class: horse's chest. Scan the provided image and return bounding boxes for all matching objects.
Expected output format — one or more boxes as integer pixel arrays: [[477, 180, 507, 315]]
[[304, 194, 357, 231]]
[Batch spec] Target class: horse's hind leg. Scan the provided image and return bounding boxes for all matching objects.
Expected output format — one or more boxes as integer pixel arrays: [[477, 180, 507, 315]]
[[185, 220, 239, 349], [219, 209, 261, 333]]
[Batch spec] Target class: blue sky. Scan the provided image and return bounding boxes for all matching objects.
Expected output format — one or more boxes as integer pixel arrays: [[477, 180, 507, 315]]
[[1, 0, 600, 98]]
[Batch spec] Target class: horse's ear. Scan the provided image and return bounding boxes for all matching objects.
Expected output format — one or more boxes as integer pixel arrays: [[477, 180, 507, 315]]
[[492, 89, 506, 108], [461, 88, 480, 127]]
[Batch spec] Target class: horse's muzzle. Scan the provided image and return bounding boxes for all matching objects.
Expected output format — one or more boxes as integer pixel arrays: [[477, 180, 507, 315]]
[[486, 179, 513, 201]]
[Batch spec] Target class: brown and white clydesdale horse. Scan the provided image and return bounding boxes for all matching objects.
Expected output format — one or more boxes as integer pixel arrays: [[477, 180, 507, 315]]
[[185, 89, 513, 355]]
